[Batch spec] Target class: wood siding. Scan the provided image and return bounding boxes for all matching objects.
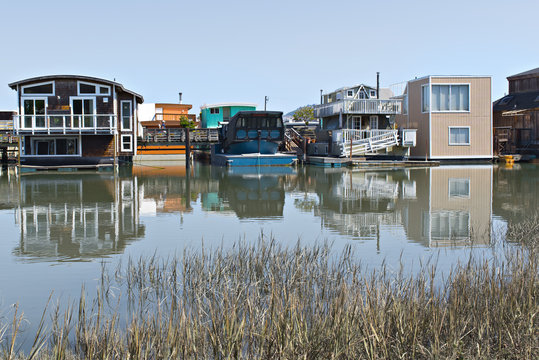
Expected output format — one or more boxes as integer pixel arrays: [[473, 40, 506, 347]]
[[430, 77, 492, 158], [509, 76, 539, 93], [82, 135, 114, 157]]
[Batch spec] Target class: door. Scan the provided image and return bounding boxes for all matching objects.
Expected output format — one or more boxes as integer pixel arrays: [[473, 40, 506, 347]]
[[223, 107, 231, 122], [71, 98, 95, 128], [369, 116, 378, 130], [23, 98, 46, 128]]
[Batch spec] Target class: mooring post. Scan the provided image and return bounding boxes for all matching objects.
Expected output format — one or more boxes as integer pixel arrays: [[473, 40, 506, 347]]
[[1, 147, 7, 164], [185, 128, 191, 170], [302, 138, 307, 163]]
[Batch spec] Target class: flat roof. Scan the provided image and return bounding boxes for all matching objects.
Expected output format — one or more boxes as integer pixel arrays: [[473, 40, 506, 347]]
[[200, 102, 257, 109], [407, 75, 492, 83]]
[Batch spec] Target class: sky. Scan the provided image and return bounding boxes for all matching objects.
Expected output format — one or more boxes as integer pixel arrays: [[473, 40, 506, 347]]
[[0, 0, 538, 114]]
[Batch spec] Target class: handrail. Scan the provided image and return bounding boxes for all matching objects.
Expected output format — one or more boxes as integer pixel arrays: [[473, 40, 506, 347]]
[[313, 99, 402, 117], [142, 128, 219, 143], [13, 114, 117, 134], [340, 129, 398, 143]]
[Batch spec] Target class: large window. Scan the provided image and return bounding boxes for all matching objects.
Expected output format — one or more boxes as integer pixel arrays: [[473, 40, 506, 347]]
[[28, 137, 79, 156], [23, 98, 47, 128], [210, 108, 220, 114], [431, 85, 469, 111], [449, 127, 470, 145], [22, 82, 54, 96], [71, 98, 95, 128], [77, 81, 111, 96]]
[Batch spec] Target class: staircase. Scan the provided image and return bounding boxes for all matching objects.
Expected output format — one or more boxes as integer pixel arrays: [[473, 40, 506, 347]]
[[338, 129, 399, 157], [283, 127, 315, 154]]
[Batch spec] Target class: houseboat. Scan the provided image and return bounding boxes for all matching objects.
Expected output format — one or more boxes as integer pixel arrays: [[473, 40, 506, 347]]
[[311, 81, 416, 158], [8, 75, 143, 169], [211, 111, 296, 166], [200, 102, 256, 128], [395, 75, 492, 161]]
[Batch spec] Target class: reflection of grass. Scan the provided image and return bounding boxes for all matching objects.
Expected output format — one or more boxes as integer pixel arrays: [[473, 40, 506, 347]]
[[506, 213, 539, 251], [3, 234, 539, 359]]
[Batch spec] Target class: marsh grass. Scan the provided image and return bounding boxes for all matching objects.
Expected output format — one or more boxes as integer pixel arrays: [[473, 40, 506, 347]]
[[1, 230, 538, 359]]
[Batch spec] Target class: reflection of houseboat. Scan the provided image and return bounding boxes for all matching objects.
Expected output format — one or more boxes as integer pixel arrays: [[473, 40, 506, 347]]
[[14, 173, 144, 260], [212, 111, 296, 166]]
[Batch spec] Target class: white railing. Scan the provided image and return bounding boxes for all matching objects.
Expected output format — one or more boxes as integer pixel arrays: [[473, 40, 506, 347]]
[[0, 120, 13, 131], [13, 114, 117, 135], [337, 129, 400, 157], [313, 99, 402, 117]]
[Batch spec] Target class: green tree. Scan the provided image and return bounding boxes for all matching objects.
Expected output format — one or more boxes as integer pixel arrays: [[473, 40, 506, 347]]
[[179, 115, 196, 129], [292, 106, 315, 124]]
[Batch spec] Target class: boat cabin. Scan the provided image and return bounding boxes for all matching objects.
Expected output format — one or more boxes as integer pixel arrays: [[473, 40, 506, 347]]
[[8, 75, 143, 168], [219, 111, 284, 154]]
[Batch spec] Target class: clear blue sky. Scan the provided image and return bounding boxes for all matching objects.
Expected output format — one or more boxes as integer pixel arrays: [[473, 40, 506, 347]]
[[1, 0, 537, 114]]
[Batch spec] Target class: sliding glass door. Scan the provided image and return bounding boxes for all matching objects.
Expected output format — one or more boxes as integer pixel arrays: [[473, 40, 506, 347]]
[[71, 98, 95, 128]]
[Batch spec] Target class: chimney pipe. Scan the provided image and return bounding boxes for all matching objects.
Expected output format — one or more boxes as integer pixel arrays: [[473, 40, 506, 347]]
[[376, 72, 380, 99], [179, 92, 183, 104]]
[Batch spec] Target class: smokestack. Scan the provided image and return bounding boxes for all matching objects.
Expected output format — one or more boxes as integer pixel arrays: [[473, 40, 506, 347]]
[[376, 72, 380, 99], [179, 92, 183, 104]]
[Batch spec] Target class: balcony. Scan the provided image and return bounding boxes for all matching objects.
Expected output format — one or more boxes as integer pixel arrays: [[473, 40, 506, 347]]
[[314, 99, 402, 118], [14, 114, 117, 135]]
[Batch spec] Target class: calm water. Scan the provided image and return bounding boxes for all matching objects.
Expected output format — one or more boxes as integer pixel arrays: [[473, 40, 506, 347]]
[[0, 162, 538, 340]]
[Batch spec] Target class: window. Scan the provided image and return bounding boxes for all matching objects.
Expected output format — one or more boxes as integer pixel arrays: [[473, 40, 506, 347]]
[[431, 85, 469, 111], [449, 127, 470, 145], [346, 90, 354, 97], [370, 90, 376, 97], [23, 98, 47, 128], [359, 91, 366, 99], [421, 85, 429, 112], [210, 108, 220, 114], [77, 81, 111, 96], [449, 178, 470, 198], [403, 94, 408, 115], [121, 101, 132, 130], [22, 82, 54, 96], [71, 98, 95, 128], [121, 134, 132, 152], [369, 116, 378, 129], [28, 137, 79, 156]]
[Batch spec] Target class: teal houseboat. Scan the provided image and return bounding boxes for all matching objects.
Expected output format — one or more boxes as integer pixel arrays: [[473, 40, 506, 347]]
[[200, 102, 256, 128]]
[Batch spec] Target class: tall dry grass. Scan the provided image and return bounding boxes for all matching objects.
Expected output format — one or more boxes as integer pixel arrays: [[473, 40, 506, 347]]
[[1, 227, 538, 359]]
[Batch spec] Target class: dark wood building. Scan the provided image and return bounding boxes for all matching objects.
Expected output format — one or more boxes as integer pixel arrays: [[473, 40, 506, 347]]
[[8, 75, 143, 168], [493, 68, 539, 155]]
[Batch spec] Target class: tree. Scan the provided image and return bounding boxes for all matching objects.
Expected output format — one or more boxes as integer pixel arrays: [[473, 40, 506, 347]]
[[292, 106, 315, 124], [179, 115, 196, 129]]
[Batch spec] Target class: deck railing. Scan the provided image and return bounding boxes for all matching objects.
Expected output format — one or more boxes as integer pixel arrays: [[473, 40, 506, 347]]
[[143, 128, 219, 143], [13, 114, 116, 135], [313, 99, 402, 117]]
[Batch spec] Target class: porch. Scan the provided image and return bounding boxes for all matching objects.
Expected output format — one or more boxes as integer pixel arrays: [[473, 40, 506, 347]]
[[313, 99, 402, 118], [13, 114, 117, 135]]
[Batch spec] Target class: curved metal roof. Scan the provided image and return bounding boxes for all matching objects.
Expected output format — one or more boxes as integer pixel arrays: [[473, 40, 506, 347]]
[[8, 75, 143, 103]]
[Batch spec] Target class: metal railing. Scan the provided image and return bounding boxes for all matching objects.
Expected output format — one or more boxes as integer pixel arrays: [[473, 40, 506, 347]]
[[13, 114, 117, 135], [143, 128, 219, 143], [313, 99, 402, 117]]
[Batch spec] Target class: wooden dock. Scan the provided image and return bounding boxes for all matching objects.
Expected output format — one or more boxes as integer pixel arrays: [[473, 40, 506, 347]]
[[305, 156, 439, 168]]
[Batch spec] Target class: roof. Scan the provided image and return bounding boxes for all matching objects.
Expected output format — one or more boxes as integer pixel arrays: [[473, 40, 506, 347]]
[[493, 90, 539, 112], [324, 84, 394, 99], [200, 102, 257, 109], [8, 75, 144, 103], [407, 75, 491, 83], [507, 67, 539, 80]]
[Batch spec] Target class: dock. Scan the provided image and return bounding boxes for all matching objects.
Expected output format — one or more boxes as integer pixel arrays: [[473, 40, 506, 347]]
[[305, 156, 439, 168]]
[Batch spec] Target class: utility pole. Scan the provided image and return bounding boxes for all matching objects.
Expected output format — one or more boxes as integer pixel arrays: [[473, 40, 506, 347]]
[[264, 96, 269, 111]]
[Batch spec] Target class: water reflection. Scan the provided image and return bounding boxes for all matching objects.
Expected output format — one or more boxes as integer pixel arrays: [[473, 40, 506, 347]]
[[0, 163, 504, 263], [13, 172, 144, 261]]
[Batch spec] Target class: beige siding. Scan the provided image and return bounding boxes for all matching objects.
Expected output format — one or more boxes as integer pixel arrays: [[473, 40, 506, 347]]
[[400, 78, 430, 158], [429, 167, 492, 245], [430, 77, 492, 158]]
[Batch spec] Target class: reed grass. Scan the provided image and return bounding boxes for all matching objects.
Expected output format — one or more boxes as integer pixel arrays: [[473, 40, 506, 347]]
[[2, 227, 538, 359]]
